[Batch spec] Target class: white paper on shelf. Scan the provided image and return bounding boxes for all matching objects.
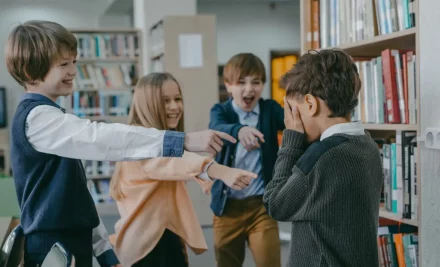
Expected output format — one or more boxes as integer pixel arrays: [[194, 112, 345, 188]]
[[178, 33, 203, 68]]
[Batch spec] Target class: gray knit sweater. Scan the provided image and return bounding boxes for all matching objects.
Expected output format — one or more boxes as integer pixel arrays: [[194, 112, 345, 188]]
[[263, 129, 383, 267]]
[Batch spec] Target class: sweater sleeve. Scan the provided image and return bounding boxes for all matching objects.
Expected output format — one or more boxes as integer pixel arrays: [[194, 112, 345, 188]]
[[139, 151, 213, 181], [208, 104, 244, 140], [263, 130, 308, 222], [26, 105, 185, 161]]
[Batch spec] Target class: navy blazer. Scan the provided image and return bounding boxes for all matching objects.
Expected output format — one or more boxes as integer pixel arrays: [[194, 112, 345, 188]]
[[208, 98, 285, 216]]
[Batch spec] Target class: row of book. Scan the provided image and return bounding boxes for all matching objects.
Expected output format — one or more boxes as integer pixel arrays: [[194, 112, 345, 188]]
[[83, 160, 116, 177], [84, 160, 115, 204], [74, 33, 140, 59], [352, 49, 417, 125], [376, 0, 416, 35], [75, 64, 138, 90], [72, 91, 131, 117], [376, 130, 418, 220], [378, 225, 418, 267], [306, 0, 416, 49]]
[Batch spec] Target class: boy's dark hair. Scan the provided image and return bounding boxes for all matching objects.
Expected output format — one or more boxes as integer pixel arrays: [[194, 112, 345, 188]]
[[223, 53, 266, 84], [282, 49, 361, 118], [5, 20, 77, 88]]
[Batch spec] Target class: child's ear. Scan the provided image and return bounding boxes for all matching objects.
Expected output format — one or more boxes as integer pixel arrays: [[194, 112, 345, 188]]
[[304, 94, 318, 116], [225, 82, 233, 93]]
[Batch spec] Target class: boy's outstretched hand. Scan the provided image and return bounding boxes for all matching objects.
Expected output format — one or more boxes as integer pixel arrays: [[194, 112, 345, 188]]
[[207, 163, 258, 190], [284, 97, 304, 133], [238, 127, 265, 151], [185, 130, 236, 156]]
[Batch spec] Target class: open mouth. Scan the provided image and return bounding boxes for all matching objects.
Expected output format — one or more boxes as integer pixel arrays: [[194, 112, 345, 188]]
[[243, 96, 255, 105], [167, 114, 179, 119], [62, 79, 73, 85]]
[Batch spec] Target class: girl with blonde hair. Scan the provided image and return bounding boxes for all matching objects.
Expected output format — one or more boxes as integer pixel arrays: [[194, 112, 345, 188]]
[[110, 72, 256, 267]]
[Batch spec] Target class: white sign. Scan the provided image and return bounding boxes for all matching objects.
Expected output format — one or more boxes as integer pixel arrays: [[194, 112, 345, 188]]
[[178, 34, 203, 68]]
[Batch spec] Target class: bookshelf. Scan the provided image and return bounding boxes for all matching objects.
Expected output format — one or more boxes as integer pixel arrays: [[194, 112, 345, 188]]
[[364, 123, 418, 131], [148, 15, 218, 226], [379, 208, 418, 227], [65, 28, 143, 216], [300, 0, 420, 265], [327, 28, 416, 57]]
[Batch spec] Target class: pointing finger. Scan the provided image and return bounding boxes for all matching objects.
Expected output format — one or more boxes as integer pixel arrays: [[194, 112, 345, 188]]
[[213, 131, 237, 143]]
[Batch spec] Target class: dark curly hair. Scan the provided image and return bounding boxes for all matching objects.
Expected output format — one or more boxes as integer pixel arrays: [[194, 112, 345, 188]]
[[281, 49, 361, 118]]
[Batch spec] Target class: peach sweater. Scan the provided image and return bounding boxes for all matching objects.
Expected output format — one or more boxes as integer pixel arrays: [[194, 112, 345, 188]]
[[110, 152, 213, 266]]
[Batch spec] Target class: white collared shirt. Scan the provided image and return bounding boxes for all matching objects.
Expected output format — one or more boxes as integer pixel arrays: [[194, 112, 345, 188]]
[[228, 101, 264, 199], [320, 121, 365, 141], [26, 105, 168, 161]]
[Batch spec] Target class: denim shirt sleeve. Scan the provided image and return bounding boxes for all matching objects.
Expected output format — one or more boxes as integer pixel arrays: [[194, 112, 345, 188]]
[[163, 131, 185, 157]]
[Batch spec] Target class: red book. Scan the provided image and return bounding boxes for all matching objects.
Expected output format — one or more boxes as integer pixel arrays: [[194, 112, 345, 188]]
[[381, 49, 401, 123], [402, 53, 409, 124]]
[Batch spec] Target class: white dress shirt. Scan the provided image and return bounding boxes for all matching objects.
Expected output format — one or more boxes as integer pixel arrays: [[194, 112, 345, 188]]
[[320, 121, 365, 141], [25, 105, 168, 161]]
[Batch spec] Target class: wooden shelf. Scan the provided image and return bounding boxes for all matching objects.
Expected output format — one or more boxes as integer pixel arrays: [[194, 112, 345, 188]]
[[76, 58, 138, 63], [363, 123, 418, 131], [379, 209, 419, 227], [95, 203, 119, 216], [326, 28, 416, 57]]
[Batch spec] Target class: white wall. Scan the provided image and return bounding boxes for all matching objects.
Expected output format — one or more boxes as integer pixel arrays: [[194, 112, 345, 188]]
[[99, 13, 133, 28], [0, 1, 111, 128], [197, 2, 301, 98]]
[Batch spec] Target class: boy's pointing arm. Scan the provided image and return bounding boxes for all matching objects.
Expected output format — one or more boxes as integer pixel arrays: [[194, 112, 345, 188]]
[[25, 105, 235, 161]]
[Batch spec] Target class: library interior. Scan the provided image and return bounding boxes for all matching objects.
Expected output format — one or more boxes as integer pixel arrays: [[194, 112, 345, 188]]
[[0, 0, 438, 266]]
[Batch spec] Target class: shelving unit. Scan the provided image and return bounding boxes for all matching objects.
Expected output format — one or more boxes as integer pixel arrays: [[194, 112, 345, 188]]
[[300, 0, 420, 265], [64, 28, 143, 216], [363, 123, 418, 131], [66, 28, 142, 121], [379, 208, 418, 227], [326, 28, 416, 57]]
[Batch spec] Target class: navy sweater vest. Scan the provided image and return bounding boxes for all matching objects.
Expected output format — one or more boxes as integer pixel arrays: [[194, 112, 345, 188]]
[[10, 94, 99, 253]]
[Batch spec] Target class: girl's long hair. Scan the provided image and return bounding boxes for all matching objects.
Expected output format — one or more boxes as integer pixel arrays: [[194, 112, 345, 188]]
[[110, 72, 184, 200]]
